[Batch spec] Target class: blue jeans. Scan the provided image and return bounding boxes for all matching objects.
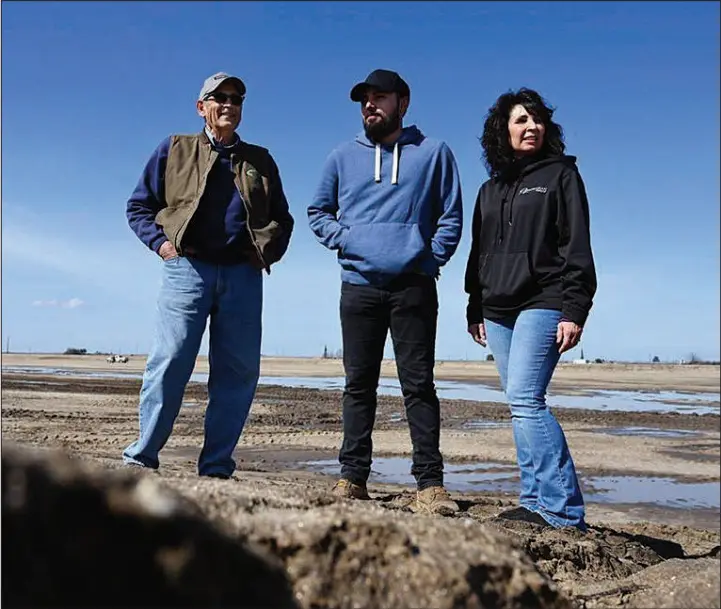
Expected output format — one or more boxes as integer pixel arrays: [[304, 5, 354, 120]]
[[123, 256, 262, 477], [484, 309, 586, 530]]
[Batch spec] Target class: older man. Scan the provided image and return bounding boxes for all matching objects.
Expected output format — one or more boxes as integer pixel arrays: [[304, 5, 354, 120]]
[[307, 69, 463, 514], [123, 72, 294, 479]]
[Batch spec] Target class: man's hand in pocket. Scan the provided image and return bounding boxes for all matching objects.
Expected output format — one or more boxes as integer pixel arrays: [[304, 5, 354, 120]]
[[158, 241, 178, 261]]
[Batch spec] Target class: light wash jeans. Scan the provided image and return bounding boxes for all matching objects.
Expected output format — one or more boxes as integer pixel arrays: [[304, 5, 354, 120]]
[[484, 308, 586, 530], [123, 256, 262, 477]]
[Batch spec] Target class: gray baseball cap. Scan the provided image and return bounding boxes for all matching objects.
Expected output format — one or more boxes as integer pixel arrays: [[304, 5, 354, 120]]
[[198, 72, 247, 100]]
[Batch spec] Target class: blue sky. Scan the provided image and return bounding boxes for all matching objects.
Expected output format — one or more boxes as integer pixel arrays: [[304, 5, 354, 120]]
[[2, 1, 719, 363]]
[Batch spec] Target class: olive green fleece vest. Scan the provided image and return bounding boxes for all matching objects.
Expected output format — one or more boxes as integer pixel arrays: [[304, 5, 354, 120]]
[[155, 131, 284, 270]]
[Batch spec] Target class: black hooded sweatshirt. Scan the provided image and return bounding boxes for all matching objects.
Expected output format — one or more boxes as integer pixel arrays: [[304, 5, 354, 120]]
[[464, 154, 597, 327]]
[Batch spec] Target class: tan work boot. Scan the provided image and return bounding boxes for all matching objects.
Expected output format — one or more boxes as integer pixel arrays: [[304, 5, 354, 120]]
[[331, 478, 370, 500], [411, 486, 459, 515]]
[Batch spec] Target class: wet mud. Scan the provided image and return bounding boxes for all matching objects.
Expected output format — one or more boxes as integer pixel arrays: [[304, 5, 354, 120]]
[[1, 372, 719, 608]]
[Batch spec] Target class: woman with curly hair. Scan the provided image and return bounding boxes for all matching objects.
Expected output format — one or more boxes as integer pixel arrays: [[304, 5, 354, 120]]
[[464, 88, 597, 531]]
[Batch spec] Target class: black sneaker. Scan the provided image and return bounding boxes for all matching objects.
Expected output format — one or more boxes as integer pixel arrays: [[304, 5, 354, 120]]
[[201, 472, 231, 480], [496, 506, 552, 529]]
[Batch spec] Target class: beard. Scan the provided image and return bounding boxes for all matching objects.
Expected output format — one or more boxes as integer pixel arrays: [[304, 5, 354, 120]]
[[363, 109, 401, 141]]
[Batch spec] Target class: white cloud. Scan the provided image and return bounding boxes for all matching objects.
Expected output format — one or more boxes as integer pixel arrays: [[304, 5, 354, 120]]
[[31, 298, 84, 309], [3, 206, 159, 304]]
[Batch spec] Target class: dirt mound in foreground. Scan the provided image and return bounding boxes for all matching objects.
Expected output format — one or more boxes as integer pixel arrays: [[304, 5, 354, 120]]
[[2, 444, 297, 608], [3, 443, 572, 609], [3, 442, 719, 609]]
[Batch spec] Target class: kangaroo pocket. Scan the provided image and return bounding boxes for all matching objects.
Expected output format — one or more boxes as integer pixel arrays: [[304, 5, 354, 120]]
[[479, 252, 535, 307], [340, 223, 426, 276]]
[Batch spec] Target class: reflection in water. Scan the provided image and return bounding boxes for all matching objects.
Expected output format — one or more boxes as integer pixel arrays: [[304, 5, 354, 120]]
[[251, 376, 719, 415], [250, 375, 719, 415], [581, 475, 720, 509], [302, 457, 720, 509]]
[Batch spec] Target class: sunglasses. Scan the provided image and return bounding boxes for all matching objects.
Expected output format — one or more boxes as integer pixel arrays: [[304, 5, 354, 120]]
[[205, 92, 245, 106]]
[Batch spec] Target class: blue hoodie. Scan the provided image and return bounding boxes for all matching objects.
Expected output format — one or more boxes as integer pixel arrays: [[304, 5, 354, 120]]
[[307, 125, 463, 285]]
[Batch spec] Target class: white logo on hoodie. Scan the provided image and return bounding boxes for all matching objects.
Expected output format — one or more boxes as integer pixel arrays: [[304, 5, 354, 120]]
[[519, 186, 548, 195]]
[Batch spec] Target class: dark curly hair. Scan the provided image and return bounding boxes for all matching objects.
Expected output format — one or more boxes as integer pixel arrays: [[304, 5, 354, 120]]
[[481, 87, 565, 180]]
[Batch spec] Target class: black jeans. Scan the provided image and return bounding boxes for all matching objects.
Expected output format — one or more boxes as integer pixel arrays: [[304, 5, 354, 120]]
[[339, 273, 443, 490]]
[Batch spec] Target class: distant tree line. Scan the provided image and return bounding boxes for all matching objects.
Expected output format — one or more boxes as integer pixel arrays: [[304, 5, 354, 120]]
[[63, 347, 121, 356], [650, 353, 719, 365], [63, 347, 87, 355]]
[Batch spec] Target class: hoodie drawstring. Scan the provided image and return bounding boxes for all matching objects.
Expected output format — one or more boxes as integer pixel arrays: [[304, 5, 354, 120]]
[[499, 181, 522, 243], [374, 142, 400, 185], [391, 142, 399, 185], [374, 144, 381, 183]]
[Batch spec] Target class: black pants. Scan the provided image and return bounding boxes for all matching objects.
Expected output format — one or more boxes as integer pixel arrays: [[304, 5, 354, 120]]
[[339, 274, 443, 490]]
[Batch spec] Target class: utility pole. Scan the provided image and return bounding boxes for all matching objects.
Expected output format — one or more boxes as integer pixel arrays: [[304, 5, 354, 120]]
[[4, 336, 9, 353]]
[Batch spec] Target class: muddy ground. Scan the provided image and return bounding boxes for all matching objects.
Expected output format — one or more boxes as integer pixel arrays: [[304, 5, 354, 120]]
[[1, 371, 720, 608]]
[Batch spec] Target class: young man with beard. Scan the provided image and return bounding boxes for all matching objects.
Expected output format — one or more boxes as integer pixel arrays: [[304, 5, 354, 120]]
[[307, 69, 463, 515]]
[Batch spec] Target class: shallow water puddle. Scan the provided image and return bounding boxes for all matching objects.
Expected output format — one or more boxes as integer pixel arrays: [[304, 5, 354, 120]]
[[548, 389, 719, 415], [3, 367, 720, 415], [2, 366, 141, 380], [213, 376, 720, 415], [581, 475, 720, 509], [302, 457, 720, 509]]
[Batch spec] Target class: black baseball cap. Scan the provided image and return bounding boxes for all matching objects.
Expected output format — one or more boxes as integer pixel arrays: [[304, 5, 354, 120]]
[[350, 69, 410, 102]]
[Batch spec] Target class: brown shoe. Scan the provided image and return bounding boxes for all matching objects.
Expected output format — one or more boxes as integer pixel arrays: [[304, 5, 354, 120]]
[[331, 478, 370, 500], [411, 486, 459, 515]]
